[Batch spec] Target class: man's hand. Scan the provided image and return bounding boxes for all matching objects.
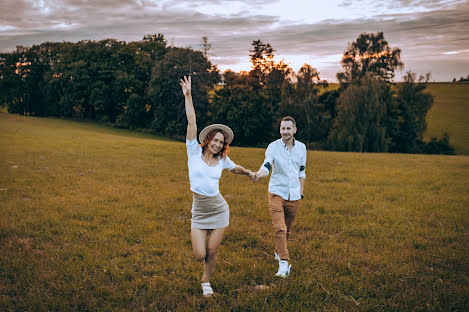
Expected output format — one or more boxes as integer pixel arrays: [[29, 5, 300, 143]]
[[255, 169, 269, 180], [249, 171, 259, 182]]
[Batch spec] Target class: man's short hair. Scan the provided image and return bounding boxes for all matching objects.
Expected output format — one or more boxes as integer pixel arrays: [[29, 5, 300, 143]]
[[281, 116, 296, 127]]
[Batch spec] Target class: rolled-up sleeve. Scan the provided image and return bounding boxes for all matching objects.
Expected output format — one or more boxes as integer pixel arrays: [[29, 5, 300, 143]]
[[298, 145, 306, 179], [260, 143, 274, 173]]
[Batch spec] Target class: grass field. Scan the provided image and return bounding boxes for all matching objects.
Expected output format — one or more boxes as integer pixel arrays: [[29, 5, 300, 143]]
[[1, 112, 468, 311], [425, 83, 469, 155]]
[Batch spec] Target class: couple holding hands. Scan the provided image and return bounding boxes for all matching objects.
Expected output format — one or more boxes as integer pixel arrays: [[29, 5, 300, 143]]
[[181, 76, 306, 297]]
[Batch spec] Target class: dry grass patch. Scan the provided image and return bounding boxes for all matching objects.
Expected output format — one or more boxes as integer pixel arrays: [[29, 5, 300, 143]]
[[1, 112, 468, 311]]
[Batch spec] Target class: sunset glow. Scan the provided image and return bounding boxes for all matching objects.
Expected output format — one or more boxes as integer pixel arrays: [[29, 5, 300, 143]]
[[1, 0, 468, 81]]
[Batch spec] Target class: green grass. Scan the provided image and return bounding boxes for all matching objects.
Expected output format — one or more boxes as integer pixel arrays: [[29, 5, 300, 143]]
[[425, 83, 469, 155], [1, 112, 468, 311]]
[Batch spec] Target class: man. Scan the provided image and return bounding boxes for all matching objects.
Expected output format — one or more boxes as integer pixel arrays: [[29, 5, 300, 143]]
[[255, 116, 306, 278]]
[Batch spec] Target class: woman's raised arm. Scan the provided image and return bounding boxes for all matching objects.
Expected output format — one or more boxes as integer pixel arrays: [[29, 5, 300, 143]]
[[180, 76, 197, 141]]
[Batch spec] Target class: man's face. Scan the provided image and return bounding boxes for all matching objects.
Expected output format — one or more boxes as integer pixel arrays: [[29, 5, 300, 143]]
[[280, 120, 296, 141]]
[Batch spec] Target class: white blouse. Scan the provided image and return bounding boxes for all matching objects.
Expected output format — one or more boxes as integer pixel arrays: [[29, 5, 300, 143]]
[[186, 138, 236, 197]]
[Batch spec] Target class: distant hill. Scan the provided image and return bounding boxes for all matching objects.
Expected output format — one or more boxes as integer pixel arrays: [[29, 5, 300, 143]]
[[324, 82, 468, 154], [425, 83, 469, 155]]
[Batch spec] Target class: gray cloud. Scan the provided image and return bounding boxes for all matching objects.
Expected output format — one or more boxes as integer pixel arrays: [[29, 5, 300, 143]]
[[1, 0, 468, 81]]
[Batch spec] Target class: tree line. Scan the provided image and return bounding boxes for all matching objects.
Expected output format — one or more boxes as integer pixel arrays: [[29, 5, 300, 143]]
[[452, 75, 469, 82], [0, 32, 454, 154]]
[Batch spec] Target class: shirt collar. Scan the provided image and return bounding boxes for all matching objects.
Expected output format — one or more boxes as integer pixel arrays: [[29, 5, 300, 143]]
[[282, 138, 295, 149]]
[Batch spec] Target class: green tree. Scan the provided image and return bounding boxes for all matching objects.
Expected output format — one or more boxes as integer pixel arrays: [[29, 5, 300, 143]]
[[4, 45, 50, 116], [421, 132, 455, 155], [209, 71, 272, 146], [134, 34, 167, 66], [328, 73, 390, 152], [50, 38, 159, 122], [143, 33, 167, 45], [265, 59, 293, 124], [337, 32, 403, 84], [294, 64, 331, 144], [388, 71, 434, 153], [148, 47, 219, 138], [115, 93, 150, 128], [0, 51, 24, 113], [249, 40, 275, 86], [319, 89, 340, 120], [201, 36, 212, 60]]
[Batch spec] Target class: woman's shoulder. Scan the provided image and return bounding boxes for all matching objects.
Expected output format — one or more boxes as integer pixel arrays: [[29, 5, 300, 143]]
[[186, 138, 202, 155], [219, 154, 236, 169], [186, 137, 199, 144]]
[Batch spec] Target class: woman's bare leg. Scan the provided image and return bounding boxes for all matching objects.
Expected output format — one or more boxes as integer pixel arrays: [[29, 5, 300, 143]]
[[202, 228, 225, 283], [191, 228, 209, 262]]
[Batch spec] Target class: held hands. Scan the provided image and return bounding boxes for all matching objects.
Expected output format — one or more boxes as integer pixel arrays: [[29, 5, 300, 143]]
[[248, 170, 259, 182], [180, 76, 191, 97]]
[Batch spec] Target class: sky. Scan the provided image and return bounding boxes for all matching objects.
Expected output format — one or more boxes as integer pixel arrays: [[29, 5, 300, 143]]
[[1, 0, 469, 82]]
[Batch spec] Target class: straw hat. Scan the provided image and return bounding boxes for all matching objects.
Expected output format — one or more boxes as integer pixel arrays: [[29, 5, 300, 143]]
[[199, 124, 234, 144]]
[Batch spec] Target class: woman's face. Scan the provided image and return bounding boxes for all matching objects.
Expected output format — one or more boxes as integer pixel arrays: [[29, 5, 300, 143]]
[[208, 132, 225, 155]]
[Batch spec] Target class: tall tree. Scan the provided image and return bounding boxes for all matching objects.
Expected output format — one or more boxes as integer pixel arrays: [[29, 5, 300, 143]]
[[201, 36, 212, 60], [337, 32, 403, 84], [143, 33, 167, 45], [266, 59, 293, 122], [295, 64, 330, 144], [328, 73, 390, 152], [137, 33, 167, 65], [388, 71, 434, 153], [209, 71, 273, 146], [0, 51, 24, 114], [249, 40, 275, 86], [115, 93, 150, 129], [148, 47, 219, 138]]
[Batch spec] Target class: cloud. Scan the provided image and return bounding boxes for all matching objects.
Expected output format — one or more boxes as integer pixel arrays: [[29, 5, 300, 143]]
[[0, 0, 468, 81]]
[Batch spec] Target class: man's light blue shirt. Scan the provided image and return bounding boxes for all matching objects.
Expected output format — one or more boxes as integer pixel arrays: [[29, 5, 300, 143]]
[[260, 138, 306, 201]]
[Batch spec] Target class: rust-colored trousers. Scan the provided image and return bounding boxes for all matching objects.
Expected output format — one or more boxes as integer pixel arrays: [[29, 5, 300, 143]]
[[268, 192, 301, 261]]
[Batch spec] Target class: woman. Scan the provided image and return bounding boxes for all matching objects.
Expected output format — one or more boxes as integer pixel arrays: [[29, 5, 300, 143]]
[[181, 76, 256, 297]]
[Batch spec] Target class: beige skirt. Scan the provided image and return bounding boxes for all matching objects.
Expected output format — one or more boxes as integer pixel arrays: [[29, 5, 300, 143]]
[[191, 193, 229, 229]]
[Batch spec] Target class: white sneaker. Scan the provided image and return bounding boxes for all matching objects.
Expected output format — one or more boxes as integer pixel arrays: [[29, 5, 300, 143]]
[[275, 260, 291, 278], [201, 282, 213, 297], [274, 252, 280, 261]]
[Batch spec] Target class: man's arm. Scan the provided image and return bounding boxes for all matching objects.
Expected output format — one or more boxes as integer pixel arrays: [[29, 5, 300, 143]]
[[256, 167, 269, 180], [255, 144, 274, 180], [299, 177, 305, 198], [299, 144, 306, 198]]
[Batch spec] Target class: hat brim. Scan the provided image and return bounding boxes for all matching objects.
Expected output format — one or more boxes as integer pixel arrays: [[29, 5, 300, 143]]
[[199, 124, 234, 144]]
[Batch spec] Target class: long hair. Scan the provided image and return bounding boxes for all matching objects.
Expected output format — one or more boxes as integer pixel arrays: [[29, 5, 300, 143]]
[[200, 129, 229, 159]]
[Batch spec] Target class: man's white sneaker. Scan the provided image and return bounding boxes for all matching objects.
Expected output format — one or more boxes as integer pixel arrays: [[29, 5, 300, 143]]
[[275, 260, 291, 278], [274, 252, 280, 261], [201, 282, 213, 297]]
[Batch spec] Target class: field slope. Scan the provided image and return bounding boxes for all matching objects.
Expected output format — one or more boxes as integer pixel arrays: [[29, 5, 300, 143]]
[[1, 112, 468, 311], [325, 82, 469, 154], [425, 83, 469, 155]]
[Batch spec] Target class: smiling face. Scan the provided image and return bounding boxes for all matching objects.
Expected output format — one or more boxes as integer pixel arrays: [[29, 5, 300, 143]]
[[207, 131, 225, 155], [280, 120, 297, 142], [201, 129, 229, 159]]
